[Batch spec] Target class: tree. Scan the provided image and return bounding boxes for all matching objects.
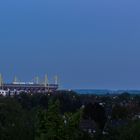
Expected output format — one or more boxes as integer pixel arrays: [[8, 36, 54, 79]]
[[35, 99, 84, 140], [83, 103, 107, 130], [112, 104, 128, 120], [119, 92, 130, 101], [35, 100, 64, 140], [0, 97, 34, 140]]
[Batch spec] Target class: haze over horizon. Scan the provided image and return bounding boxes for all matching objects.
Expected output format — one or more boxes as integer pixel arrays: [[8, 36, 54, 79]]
[[0, 0, 140, 89]]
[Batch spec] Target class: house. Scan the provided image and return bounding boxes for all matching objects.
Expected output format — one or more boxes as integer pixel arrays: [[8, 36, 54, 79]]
[[79, 119, 97, 134], [0, 89, 7, 96]]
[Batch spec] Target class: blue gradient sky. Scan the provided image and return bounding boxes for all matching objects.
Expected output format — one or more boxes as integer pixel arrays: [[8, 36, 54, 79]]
[[0, 0, 140, 89]]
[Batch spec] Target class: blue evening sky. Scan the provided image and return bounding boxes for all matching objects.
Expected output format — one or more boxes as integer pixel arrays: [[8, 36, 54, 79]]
[[0, 0, 140, 89]]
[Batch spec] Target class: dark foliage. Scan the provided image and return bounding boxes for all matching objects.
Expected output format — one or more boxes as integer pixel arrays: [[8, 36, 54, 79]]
[[83, 102, 107, 130], [0, 91, 140, 140]]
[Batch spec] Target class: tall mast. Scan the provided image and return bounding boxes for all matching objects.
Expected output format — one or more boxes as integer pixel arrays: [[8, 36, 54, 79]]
[[14, 76, 18, 83], [44, 74, 49, 92], [54, 75, 58, 85], [0, 74, 3, 89], [35, 76, 39, 84]]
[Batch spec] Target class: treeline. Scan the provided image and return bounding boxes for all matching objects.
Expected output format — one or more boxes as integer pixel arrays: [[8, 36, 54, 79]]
[[0, 91, 140, 140]]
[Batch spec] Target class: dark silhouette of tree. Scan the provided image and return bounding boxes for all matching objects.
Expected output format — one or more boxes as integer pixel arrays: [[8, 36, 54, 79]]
[[35, 99, 84, 140], [112, 104, 128, 120], [83, 102, 107, 130], [0, 97, 34, 140]]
